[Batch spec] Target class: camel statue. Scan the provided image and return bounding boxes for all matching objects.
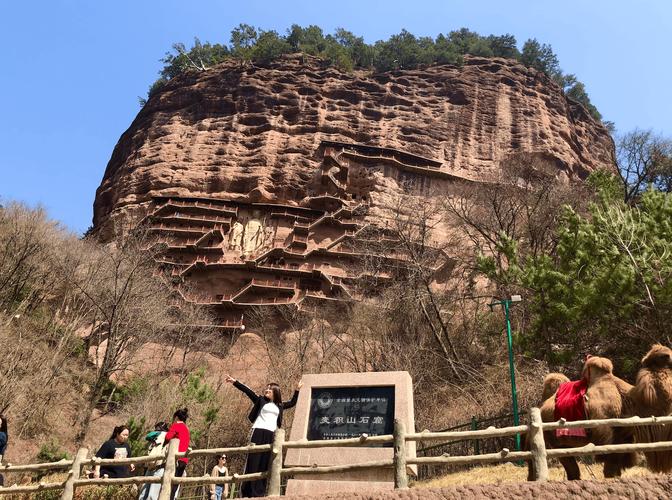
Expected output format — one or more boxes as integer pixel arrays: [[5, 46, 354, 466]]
[[629, 344, 672, 472], [528, 355, 636, 480]]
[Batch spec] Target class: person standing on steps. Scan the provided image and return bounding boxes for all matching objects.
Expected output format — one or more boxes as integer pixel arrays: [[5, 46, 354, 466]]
[[94, 425, 135, 479], [225, 375, 301, 497], [209, 454, 229, 500], [0, 414, 8, 487], [164, 408, 191, 500]]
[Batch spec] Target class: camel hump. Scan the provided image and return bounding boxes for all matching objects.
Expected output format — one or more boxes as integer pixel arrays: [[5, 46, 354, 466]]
[[542, 372, 571, 401], [641, 344, 672, 369]]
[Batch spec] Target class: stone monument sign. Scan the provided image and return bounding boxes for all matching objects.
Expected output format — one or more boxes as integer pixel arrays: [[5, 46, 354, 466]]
[[285, 371, 415, 495]]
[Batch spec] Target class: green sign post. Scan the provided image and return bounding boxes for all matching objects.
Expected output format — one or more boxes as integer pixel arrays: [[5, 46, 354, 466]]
[[489, 295, 522, 451]]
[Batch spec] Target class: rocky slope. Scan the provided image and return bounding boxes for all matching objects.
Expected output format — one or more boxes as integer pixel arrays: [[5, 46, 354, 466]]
[[93, 54, 615, 233], [90, 54, 617, 334]]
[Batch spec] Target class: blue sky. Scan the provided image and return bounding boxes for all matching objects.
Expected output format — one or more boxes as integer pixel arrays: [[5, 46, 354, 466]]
[[1, 0, 670, 234]]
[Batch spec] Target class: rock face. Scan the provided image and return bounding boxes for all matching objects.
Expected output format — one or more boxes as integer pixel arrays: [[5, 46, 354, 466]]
[[92, 54, 615, 326], [95, 54, 614, 229]]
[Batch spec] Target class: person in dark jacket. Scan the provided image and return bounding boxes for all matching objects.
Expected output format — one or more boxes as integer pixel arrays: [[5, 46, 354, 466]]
[[225, 375, 301, 497], [0, 414, 7, 487], [94, 425, 135, 479]]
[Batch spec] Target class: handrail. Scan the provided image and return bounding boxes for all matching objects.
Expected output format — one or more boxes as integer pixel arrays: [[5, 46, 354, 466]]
[[156, 199, 238, 215], [406, 425, 529, 442], [283, 434, 391, 449], [545, 440, 672, 458], [541, 414, 672, 430], [0, 459, 73, 473], [159, 213, 232, 224], [407, 450, 533, 467], [5, 410, 672, 497]]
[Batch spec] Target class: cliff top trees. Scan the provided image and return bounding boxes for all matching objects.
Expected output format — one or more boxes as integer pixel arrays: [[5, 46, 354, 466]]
[[521, 38, 561, 79], [144, 24, 602, 121]]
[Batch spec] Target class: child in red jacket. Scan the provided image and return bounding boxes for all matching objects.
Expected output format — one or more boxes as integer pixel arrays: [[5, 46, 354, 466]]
[[164, 408, 190, 500]]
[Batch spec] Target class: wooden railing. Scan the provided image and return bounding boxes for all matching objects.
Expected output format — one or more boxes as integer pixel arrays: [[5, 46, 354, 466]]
[[149, 223, 224, 234], [291, 234, 308, 244], [416, 410, 526, 477], [160, 213, 232, 225], [161, 199, 238, 216], [250, 278, 297, 289], [3, 410, 672, 498]]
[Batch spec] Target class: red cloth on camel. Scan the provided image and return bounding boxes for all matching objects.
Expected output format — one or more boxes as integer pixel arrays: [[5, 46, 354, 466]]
[[554, 379, 588, 438]]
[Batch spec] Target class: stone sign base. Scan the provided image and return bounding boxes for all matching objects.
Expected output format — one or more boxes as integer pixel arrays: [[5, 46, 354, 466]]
[[286, 477, 393, 495], [284, 371, 416, 495]]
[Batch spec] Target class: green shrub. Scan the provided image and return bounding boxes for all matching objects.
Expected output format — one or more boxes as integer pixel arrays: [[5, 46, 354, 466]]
[[37, 440, 70, 463], [126, 415, 148, 459]]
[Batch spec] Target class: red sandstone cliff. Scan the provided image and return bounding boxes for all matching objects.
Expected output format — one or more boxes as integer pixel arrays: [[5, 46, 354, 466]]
[[90, 54, 616, 329], [93, 54, 615, 233]]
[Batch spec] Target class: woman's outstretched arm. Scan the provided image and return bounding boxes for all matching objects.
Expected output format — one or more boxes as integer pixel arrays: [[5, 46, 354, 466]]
[[225, 374, 258, 403], [282, 380, 303, 409]]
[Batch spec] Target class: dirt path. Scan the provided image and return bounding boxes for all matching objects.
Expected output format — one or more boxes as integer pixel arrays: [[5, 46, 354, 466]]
[[280, 475, 672, 499]]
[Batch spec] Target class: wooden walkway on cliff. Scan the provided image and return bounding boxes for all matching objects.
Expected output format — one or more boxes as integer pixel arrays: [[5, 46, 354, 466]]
[[321, 140, 471, 182], [134, 144, 459, 321]]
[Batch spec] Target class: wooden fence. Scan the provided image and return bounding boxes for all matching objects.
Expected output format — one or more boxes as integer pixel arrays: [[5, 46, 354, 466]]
[[2, 409, 672, 498], [415, 410, 527, 479]]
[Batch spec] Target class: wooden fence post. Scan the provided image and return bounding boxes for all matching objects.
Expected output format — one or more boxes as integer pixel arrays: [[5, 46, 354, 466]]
[[266, 428, 285, 496], [529, 407, 548, 481], [158, 438, 180, 500], [60, 447, 88, 500], [394, 419, 408, 489]]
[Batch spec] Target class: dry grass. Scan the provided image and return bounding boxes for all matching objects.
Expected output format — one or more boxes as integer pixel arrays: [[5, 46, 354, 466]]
[[0, 472, 136, 500], [412, 462, 652, 488]]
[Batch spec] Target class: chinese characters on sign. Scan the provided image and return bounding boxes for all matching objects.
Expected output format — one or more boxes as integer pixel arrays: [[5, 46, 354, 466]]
[[307, 386, 395, 446]]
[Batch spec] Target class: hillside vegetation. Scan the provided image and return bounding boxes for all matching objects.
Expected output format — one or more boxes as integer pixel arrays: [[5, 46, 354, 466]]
[[0, 206, 250, 468], [142, 24, 602, 120], [0, 131, 670, 484]]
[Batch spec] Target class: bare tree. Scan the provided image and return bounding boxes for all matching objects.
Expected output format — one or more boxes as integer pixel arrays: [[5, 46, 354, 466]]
[[237, 181, 554, 431], [0, 203, 235, 456], [442, 154, 585, 281], [59, 232, 179, 443], [0, 203, 67, 313], [617, 129, 672, 203], [373, 193, 466, 379], [158, 299, 223, 384], [0, 204, 95, 437], [248, 303, 357, 379]]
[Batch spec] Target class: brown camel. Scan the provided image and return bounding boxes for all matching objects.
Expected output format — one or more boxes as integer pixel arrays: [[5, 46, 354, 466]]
[[541, 372, 570, 401], [528, 355, 636, 480], [629, 344, 672, 472]]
